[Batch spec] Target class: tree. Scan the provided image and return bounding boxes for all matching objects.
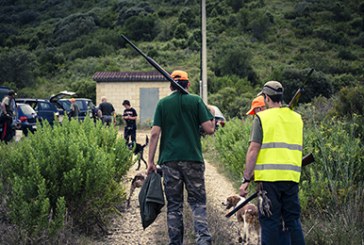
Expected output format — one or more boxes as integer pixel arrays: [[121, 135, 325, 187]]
[[0, 48, 37, 89], [213, 42, 258, 85], [124, 15, 158, 41]]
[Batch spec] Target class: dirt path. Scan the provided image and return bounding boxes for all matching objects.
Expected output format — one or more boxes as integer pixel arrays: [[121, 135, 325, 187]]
[[97, 129, 242, 245]]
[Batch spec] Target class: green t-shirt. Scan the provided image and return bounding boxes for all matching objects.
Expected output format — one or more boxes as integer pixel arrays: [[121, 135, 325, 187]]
[[153, 91, 213, 164]]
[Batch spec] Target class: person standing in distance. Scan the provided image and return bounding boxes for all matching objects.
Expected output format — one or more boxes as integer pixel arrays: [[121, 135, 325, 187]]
[[240, 81, 305, 245], [122, 100, 137, 144], [147, 70, 215, 245], [98, 96, 115, 126], [0, 90, 17, 142], [246, 95, 266, 116], [68, 98, 79, 120]]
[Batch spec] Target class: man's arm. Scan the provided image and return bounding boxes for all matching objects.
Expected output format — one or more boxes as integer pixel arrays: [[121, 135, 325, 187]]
[[147, 125, 161, 174], [201, 119, 215, 135], [201, 105, 215, 134], [239, 141, 261, 197], [0, 102, 6, 114]]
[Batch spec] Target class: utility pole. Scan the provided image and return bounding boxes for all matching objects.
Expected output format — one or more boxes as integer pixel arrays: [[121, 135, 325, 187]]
[[201, 0, 208, 104]]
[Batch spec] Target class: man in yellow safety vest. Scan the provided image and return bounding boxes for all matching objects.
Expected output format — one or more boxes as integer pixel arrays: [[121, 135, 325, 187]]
[[240, 81, 305, 245]]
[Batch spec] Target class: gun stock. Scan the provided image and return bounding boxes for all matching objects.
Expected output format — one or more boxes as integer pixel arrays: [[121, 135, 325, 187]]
[[287, 68, 314, 110], [121, 35, 188, 95], [302, 153, 315, 167]]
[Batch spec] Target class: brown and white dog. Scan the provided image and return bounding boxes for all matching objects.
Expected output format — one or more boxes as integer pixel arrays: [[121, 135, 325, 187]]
[[223, 194, 260, 244], [126, 172, 146, 208], [126, 167, 163, 208]]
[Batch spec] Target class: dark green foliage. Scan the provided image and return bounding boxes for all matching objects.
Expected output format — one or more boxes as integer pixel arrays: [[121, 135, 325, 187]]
[[226, 0, 245, 12], [53, 13, 98, 45], [0, 48, 38, 89], [213, 118, 251, 180], [337, 49, 357, 61], [70, 79, 96, 102], [0, 118, 133, 240], [213, 41, 257, 84], [209, 87, 245, 119], [178, 8, 198, 28], [174, 23, 188, 39], [124, 15, 158, 41], [248, 11, 273, 41], [331, 85, 364, 118], [280, 68, 333, 103], [116, 1, 155, 25], [0, 0, 363, 115], [36, 47, 65, 75]]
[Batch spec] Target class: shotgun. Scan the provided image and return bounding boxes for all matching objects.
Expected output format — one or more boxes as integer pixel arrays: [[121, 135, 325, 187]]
[[288, 68, 314, 110], [121, 35, 188, 95], [225, 153, 315, 218]]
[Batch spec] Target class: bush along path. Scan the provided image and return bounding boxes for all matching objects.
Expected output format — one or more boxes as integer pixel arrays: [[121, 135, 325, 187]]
[[95, 130, 246, 245]]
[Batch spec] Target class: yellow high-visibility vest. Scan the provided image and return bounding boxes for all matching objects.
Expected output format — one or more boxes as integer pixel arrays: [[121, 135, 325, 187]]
[[255, 108, 303, 183]]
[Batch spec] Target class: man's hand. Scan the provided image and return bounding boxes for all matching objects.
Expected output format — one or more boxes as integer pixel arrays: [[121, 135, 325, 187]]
[[147, 162, 157, 175], [239, 182, 250, 197]]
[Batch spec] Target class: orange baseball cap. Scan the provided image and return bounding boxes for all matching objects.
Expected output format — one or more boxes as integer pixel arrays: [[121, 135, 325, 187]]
[[171, 70, 189, 81], [246, 96, 265, 115]]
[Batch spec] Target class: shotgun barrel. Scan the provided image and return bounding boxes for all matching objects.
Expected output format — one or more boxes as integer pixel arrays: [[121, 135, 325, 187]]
[[121, 35, 188, 95]]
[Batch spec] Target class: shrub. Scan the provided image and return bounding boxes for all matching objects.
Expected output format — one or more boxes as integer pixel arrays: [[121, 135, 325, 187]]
[[174, 23, 188, 39], [331, 85, 364, 118], [337, 49, 357, 61], [0, 48, 37, 89], [0, 118, 133, 241], [124, 14, 158, 41], [53, 13, 98, 45], [116, 1, 154, 24], [213, 118, 252, 180], [280, 68, 333, 104], [213, 41, 257, 84], [248, 11, 272, 41]]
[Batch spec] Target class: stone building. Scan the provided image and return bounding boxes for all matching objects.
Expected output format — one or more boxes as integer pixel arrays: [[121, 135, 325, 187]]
[[93, 71, 170, 125]]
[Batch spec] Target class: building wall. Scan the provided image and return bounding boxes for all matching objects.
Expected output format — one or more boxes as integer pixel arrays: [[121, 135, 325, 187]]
[[96, 81, 170, 124]]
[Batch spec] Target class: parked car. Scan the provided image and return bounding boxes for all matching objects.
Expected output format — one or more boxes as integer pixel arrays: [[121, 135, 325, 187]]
[[16, 91, 75, 125], [210, 105, 226, 130], [16, 103, 38, 136], [58, 98, 97, 121]]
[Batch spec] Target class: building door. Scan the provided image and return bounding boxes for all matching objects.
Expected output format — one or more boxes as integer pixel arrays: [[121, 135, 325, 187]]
[[140, 88, 159, 125]]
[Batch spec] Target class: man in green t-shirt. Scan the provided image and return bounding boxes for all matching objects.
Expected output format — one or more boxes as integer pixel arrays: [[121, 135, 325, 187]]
[[147, 70, 215, 245]]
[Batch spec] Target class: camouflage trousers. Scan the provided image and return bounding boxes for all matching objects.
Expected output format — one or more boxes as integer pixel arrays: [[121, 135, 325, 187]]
[[161, 161, 212, 245]]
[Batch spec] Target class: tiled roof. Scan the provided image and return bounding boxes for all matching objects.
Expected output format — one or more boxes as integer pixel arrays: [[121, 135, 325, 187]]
[[92, 71, 169, 82]]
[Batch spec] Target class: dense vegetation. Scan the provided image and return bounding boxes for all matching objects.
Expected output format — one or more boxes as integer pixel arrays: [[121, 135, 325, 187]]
[[0, 119, 133, 243], [0, 0, 363, 115]]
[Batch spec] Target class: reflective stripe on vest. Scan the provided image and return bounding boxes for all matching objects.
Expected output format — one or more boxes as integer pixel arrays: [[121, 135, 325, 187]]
[[255, 107, 303, 183]]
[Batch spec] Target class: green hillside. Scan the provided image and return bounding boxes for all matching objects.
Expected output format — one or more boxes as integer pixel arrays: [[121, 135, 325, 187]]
[[0, 0, 363, 116]]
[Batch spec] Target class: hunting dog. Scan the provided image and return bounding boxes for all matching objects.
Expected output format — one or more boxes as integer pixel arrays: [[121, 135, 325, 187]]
[[126, 167, 163, 208], [223, 194, 260, 244], [127, 136, 149, 170], [126, 172, 146, 208]]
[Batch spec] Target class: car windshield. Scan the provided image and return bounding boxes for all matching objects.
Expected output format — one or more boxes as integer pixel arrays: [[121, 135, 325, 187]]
[[19, 104, 35, 115], [59, 99, 89, 111], [75, 101, 87, 110], [58, 100, 71, 111]]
